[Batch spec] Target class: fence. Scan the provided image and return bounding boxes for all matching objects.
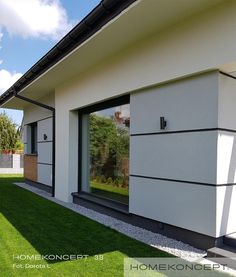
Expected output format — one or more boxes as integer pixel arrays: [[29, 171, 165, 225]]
[[0, 154, 24, 174]]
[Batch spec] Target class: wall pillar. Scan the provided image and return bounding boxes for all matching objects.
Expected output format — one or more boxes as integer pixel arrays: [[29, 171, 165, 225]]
[[215, 73, 236, 237], [55, 109, 78, 202]]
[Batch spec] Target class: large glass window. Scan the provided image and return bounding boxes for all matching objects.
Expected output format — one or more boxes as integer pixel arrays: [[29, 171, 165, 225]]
[[80, 99, 130, 205]]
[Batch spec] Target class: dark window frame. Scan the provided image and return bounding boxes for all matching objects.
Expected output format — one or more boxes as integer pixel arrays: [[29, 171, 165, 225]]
[[30, 122, 38, 154], [78, 95, 130, 193]]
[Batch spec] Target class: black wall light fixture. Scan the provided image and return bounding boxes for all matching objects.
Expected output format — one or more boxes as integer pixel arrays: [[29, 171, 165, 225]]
[[43, 134, 48, 140], [160, 116, 167, 130]]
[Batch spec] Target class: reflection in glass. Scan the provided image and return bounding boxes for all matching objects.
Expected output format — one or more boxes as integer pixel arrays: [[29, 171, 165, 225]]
[[83, 104, 130, 204]]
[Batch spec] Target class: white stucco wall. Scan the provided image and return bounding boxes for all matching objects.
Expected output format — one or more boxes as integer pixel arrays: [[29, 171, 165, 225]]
[[54, 69, 220, 236], [54, 109, 78, 201], [131, 132, 217, 184], [130, 176, 216, 236], [216, 186, 236, 237], [20, 0, 236, 238], [23, 94, 54, 125], [129, 72, 236, 237], [53, 0, 236, 206], [129, 73, 219, 237], [54, 0, 236, 114], [130, 73, 218, 134], [54, 66, 236, 238], [215, 74, 236, 236]]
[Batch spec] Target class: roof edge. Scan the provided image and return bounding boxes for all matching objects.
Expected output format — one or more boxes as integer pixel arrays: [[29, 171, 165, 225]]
[[0, 0, 137, 106]]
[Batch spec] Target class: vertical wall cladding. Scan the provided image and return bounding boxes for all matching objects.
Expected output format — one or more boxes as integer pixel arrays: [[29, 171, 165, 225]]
[[37, 117, 53, 187], [23, 93, 55, 187], [129, 71, 219, 237]]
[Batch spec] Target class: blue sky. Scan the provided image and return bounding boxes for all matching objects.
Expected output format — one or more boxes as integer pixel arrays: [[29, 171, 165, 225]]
[[0, 0, 100, 126]]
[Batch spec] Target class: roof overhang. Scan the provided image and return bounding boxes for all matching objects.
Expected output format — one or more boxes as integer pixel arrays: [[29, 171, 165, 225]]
[[1, 0, 224, 110]]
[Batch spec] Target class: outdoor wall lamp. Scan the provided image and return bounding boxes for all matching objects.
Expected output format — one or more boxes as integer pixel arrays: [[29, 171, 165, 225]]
[[43, 134, 48, 140], [160, 117, 167, 130]]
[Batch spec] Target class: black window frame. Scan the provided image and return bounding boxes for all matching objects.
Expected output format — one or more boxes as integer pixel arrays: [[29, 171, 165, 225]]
[[30, 122, 38, 154], [78, 94, 130, 193]]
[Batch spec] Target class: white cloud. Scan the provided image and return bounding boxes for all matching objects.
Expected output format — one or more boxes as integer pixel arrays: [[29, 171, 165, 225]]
[[0, 31, 3, 50], [0, 69, 22, 94], [0, 1, 72, 95], [0, 32, 3, 64], [0, 0, 73, 40]]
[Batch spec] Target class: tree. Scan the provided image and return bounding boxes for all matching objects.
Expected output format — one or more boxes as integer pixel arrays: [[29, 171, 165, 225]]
[[89, 114, 117, 178], [89, 113, 129, 184], [0, 112, 20, 152]]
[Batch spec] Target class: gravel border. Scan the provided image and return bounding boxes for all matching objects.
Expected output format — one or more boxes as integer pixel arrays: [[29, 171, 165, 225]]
[[14, 182, 206, 262]]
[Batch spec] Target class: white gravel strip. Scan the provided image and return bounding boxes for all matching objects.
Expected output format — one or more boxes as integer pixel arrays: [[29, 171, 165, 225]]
[[15, 182, 206, 262]]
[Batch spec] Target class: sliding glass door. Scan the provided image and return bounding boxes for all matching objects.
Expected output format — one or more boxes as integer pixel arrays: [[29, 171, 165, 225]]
[[80, 99, 130, 205]]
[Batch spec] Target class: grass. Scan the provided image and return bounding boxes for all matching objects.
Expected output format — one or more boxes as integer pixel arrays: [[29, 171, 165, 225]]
[[90, 181, 129, 204], [90, 181, 129, 196], [90, 188, 129, 205], [0, 175, 171, 277], [0, 175, 230, 276]]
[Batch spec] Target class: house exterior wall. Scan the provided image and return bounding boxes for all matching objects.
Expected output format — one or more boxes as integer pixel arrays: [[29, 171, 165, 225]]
[[53, 66, 236, 239], [129, 72, 219, 237], [215, 75, 236, 237], [20, 0, 236, 239], [54, 68, 218, 236], [53, 1, 236, 204], [23, 93, 54, 187]]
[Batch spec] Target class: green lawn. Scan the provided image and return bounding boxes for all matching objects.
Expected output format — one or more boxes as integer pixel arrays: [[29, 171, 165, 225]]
[[0, 175, 171, 277], [90, 181, 128, 196], [90, 181, 129, 204]]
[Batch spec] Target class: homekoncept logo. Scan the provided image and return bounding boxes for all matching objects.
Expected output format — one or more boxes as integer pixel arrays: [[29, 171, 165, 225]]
[[13, 254, 89, 261], [124, 258, 234, 277], [12, 254, 90, 270]]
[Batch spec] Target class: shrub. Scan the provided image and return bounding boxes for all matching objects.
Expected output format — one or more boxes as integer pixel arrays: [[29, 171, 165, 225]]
[[106, 177, 113, 184], [121, 177, 129, 188], [96, 176, 102, 183], [101, 175, 106, 183], [113, 179, 119, 187]]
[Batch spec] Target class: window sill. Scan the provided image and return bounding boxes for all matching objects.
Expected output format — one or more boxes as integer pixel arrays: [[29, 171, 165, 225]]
[[72, 192, 129, 214]]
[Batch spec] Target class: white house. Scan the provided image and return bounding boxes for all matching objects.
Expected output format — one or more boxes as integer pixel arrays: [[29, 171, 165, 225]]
[[1, 0, 236, 254]]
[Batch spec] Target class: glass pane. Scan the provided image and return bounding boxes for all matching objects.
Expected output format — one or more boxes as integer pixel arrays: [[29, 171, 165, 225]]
[[87, 104, 130, 204], [31, 123, 37, 154]]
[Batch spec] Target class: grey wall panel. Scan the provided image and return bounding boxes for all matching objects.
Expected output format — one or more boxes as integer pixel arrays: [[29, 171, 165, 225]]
[[37, 142, 52, 164], [129, 176, 216, 237], [23, 125, 28, 144], [37, 117, 53, 142], [130, 72, 218, 134], [38, 164, 52, 187], [219, 74, 236, 130], [130, 131, 217, 184]]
